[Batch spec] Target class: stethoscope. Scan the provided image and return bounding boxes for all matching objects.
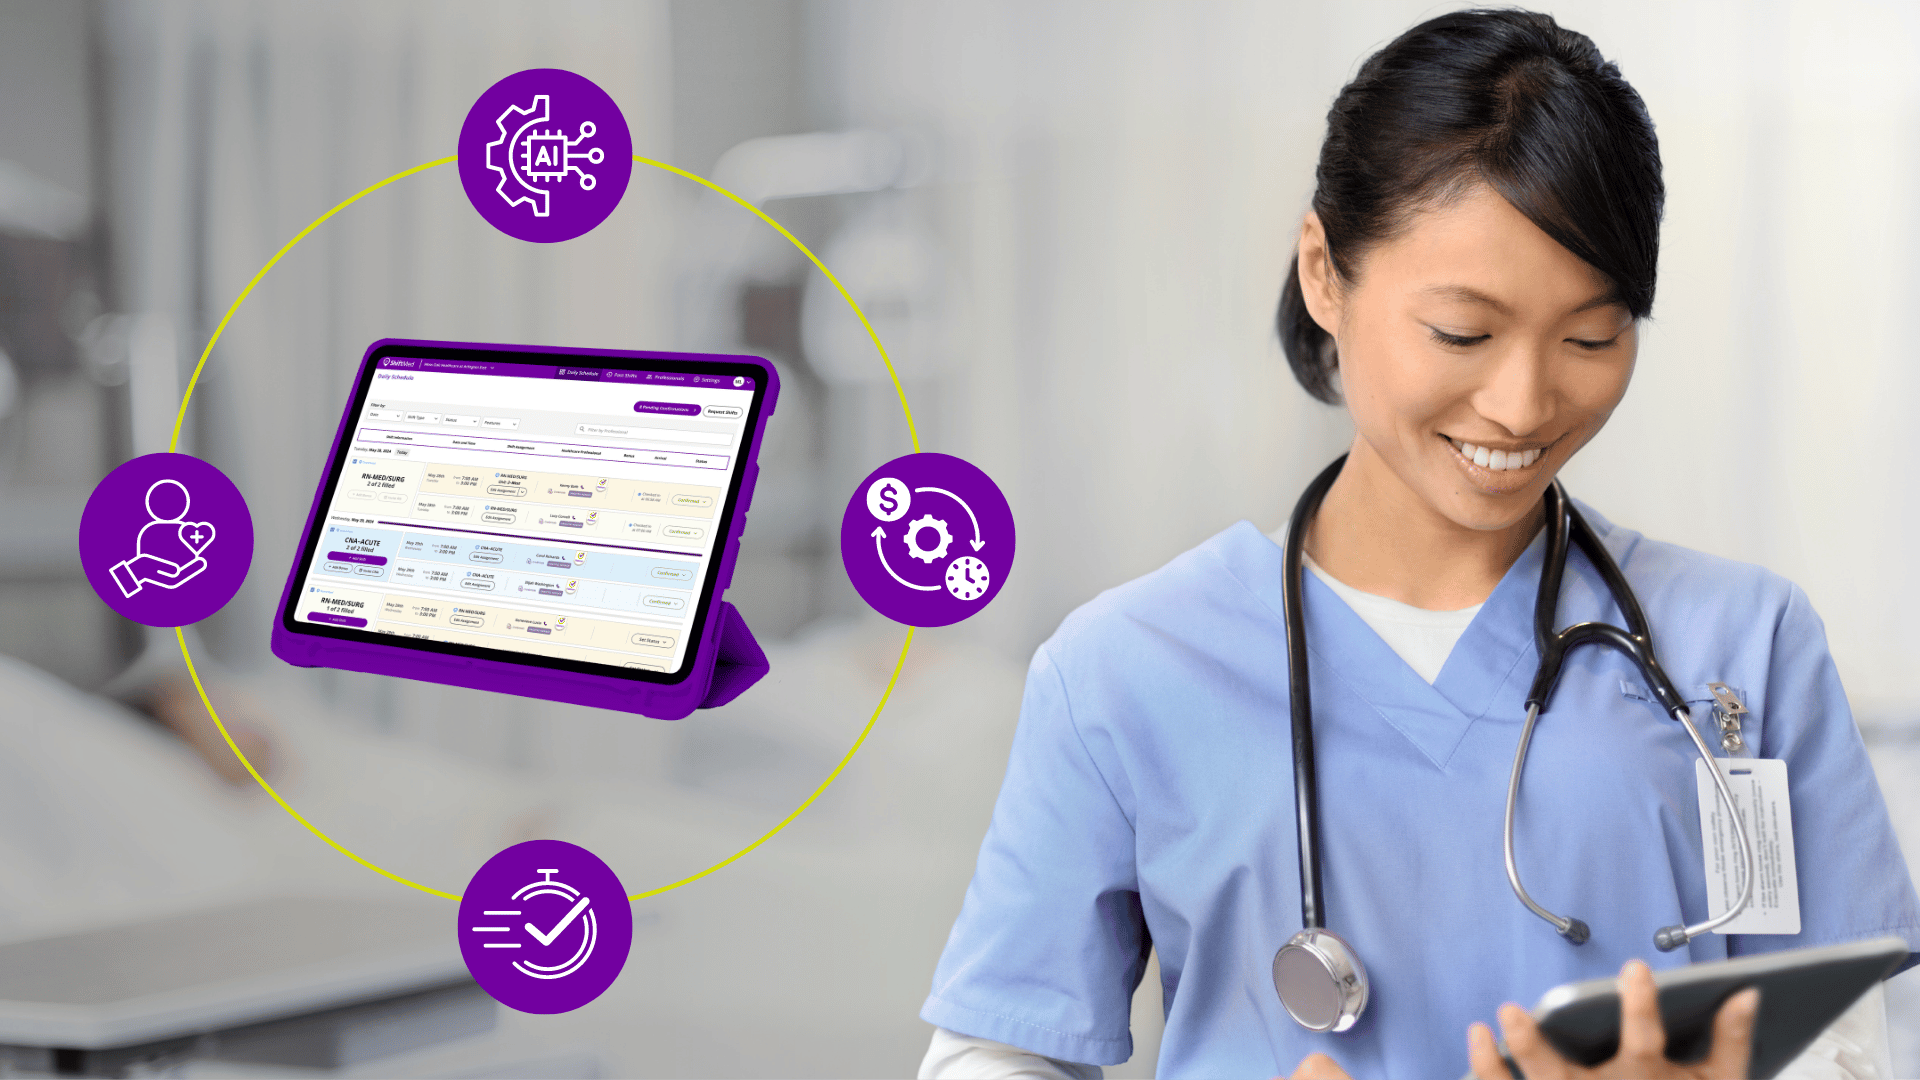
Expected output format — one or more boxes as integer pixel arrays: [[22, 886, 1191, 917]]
[[1270, 455, 1756, 1033]]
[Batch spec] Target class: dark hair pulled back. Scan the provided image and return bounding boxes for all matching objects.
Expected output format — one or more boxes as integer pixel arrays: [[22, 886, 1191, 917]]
[[1278, 8, 1664, 403]]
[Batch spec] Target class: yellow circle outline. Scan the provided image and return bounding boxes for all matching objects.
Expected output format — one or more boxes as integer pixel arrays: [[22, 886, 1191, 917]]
[[170, 154, 920, 902]]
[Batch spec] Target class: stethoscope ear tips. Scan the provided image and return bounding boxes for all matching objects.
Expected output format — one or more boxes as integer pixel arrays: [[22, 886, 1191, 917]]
[[1273, 928, 1369, 1033], [1560, 918, 1591, 946], [1653, 925, 1690, 952]]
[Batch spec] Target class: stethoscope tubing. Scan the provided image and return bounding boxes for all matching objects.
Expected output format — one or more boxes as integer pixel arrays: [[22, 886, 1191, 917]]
[[1518, 486, 1757, 951], [1664, 703, 1757, 944], [1503, 702, 1592, 943], [1281, 455, 1348, 930], [1500, 696, 1758, 948]]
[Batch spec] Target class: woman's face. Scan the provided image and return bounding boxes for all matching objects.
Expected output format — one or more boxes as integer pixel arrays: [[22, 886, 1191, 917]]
[[1298, 184, 1638, 533]]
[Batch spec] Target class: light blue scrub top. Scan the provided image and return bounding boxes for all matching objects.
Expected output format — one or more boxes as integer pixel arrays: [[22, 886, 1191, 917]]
[[921, 506, 1920, 1078]]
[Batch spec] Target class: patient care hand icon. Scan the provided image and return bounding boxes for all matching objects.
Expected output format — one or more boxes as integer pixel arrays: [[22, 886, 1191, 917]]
[[80, 452, 252, 627], [108, 479, 216, 597]]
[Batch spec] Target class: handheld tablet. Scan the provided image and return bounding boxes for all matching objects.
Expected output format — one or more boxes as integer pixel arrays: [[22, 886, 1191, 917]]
[[1473, 936, 1909, 1080], [271, 339, 777, 720]]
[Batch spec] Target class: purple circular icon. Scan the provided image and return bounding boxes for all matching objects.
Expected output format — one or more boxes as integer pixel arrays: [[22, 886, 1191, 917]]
[[840, 452, 1016, 627], [458, 839, 632, 1014], [458, 69, 634, 244], [78, 453, 253, 628]]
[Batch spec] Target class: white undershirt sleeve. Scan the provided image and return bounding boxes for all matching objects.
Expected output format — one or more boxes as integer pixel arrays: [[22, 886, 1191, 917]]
[[919, 1027, 1103, 1080]]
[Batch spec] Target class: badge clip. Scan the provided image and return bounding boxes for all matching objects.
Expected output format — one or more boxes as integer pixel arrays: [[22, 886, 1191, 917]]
[[1707, 682, 1748, 754]]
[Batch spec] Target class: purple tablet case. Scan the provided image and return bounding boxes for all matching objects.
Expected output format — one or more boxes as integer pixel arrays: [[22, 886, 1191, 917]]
[[270, 338, 776, 720]]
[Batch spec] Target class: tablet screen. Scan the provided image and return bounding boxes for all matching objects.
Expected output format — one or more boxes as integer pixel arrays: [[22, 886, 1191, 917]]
[[281, 346, 765, 681]]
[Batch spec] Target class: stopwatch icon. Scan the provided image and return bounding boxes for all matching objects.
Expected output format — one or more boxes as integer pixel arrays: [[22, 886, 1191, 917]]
[[457, 838, 632, 1014], [946, 555, 991, 601], [470, 868, 597, 981]]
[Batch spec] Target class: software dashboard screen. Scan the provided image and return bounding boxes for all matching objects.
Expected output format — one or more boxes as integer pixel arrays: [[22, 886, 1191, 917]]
[[284, 351, 762, 679]]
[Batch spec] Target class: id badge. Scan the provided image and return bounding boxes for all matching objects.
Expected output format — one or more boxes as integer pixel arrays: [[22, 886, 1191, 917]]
[[1694, 758, 1801, 934]]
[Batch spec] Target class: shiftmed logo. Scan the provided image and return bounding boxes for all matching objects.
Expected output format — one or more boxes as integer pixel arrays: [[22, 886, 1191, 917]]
[[458, 69, 633, 244]]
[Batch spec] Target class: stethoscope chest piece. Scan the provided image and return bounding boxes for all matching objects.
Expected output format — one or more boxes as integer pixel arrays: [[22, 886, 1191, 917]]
[[1272, 927, 1369, 1033]]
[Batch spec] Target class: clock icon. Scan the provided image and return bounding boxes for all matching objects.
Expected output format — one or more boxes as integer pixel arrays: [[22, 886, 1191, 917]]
[[945, 555, 991, 601]]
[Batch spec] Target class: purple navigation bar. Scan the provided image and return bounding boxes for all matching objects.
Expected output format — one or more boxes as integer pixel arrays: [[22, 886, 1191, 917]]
[[377, 357, 556, 380], [645, 371, 752, 389], [377, 356, 753, 389]]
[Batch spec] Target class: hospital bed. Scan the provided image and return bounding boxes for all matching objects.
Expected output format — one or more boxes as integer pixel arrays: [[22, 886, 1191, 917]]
[[0, 896, 488, 1077]]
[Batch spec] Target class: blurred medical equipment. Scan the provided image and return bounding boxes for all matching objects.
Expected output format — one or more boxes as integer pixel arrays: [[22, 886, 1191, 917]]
[[0, 156, 129, 692], [0, 897, 487, 1077], [0, 160, 87, 242], [1270, 455, 1757, 1033], [675, 129, 946, 636], [682, 129, 926, 354]]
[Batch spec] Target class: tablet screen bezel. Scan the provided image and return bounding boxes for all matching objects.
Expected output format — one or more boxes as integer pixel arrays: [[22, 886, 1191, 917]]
[[277, 341, 770, 686]]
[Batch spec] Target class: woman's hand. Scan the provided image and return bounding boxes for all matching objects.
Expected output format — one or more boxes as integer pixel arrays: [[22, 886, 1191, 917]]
[[1467, 959, 1760, 1080], [1284, 1052, 1354, 1079]]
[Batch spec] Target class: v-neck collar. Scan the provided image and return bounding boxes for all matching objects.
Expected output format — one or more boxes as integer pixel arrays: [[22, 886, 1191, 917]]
[[1428, 527, 1545, 731], [1219, 520, 1548, 772]]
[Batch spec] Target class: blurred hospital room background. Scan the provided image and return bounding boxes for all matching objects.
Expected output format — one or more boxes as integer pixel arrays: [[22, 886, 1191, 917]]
[[2, 0, 1920, 1075]]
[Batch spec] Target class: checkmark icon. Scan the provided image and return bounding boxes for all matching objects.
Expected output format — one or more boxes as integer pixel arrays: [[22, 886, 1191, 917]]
[[525, 896, 591, 947]]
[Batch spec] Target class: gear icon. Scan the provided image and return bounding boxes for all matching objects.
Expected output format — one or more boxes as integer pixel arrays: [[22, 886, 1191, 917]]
[[904, 514, 953, 564]]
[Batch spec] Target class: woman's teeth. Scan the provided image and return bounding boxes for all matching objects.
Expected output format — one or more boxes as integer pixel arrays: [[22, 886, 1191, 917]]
[[1452, 439, 1541, 471]]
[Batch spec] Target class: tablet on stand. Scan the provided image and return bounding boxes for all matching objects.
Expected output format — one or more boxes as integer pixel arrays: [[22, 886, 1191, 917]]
[[272, 339, 777, 719]]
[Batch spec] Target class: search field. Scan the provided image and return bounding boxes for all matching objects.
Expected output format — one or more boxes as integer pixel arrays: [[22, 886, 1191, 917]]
[[575, 423, 729, 445]]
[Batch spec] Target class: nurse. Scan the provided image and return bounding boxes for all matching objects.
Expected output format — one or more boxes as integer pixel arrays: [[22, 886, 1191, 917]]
[[917, 9, 1920, 1080]]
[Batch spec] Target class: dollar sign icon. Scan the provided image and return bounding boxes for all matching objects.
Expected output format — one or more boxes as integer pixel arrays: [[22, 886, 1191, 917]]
[[866, 476, 911, 523]]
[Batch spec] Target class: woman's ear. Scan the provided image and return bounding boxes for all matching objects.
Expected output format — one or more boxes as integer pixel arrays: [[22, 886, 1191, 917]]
[[1297, 211, 1344, 337]]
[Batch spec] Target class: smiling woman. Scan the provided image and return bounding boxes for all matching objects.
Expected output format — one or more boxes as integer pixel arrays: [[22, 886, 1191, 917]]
[[1296, 184, 1639, 610], [917, 9, 1920, 1080]]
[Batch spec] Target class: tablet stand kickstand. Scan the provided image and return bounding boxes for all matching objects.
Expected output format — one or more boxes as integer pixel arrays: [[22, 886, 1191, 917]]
[[697, 601, 769, 710]]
